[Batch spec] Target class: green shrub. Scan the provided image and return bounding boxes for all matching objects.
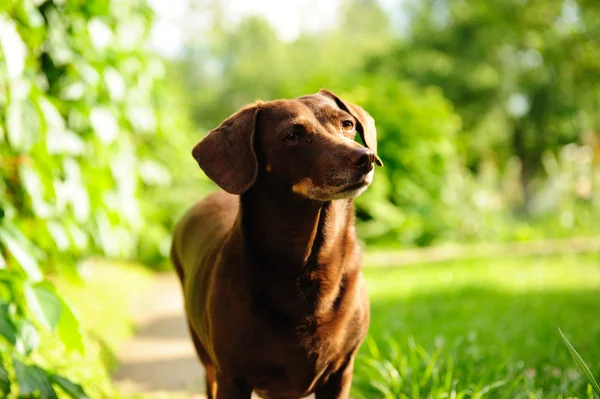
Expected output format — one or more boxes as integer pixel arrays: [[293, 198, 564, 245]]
[[0, 0, 202, 395], [344, 78, 463, 247]]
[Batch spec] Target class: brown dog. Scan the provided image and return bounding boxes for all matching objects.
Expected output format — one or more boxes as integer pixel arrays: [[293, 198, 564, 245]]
[[170, 89, 382, 399]]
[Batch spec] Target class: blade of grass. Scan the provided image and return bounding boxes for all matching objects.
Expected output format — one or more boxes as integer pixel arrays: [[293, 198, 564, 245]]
[[499, 374, 525, 399], [559, 328, 600, 396]]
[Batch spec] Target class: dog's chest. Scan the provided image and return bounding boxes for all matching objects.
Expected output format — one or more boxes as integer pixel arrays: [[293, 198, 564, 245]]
[[247, 339, 343, 398], [244, 300, 368, 398]]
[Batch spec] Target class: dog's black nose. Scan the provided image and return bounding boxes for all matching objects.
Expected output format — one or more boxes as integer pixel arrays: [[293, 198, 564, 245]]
[[348, 147, 375, 170]]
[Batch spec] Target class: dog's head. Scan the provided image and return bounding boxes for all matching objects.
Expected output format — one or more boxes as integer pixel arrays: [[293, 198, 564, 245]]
[[192, 89, 383, 201]]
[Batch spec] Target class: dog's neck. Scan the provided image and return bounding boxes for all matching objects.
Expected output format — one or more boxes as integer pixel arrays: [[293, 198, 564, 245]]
[[240, 183, 354, 267], [238, 180, 358, 318]]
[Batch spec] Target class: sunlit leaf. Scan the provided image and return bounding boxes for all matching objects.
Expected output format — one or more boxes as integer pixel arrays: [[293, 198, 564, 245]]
[[127, 105, 156, 133], [0, 198, 15, 221], [90, 107, 119, 143], [5, 101, 25, 149], [5, 95, 39, 151], [47, 129, 86, 155], [0, 361, 9, 396], [88, 18, 113, 50], [73, 59, 100, 85], [66, 223, 89, 252], [13, 357, 58, 399], [139, 160, 172, 186], [16, 319, 40, 356], [17, 0, 45, 28], [57, 298, 84, 354], [19, 166, 52, 218], [47, 222, 71, 252], [95, 211, 119, 257], [0, 15, 27, 78], [44, 8, 72, 65], [24, 284, 61, 331], [559, 328, 600, 396], [9, 77, 31, 101], [54, 159, 91, 221], [38, 96, 66, 133], [0, 227, 43, 282], [0, 281, 11, 303], [0, 302, 17, 345], [60, 82, 86, 101], [104, 67, 125, 100], [50, 374, 90, 399], [116, 16, 146, 50]]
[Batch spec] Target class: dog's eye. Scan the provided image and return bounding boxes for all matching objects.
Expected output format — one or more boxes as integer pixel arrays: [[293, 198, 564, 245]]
[[341, 121, 354, 132], [283, 132, 300, 144]]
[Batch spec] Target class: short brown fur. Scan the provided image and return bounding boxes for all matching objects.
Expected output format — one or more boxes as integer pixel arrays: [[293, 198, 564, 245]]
[[171, 90, 382, 399]]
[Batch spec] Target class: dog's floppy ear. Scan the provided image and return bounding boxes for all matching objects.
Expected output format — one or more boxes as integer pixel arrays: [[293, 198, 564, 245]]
[[192, 103, 261, 194], [319, 89, 383, 166]]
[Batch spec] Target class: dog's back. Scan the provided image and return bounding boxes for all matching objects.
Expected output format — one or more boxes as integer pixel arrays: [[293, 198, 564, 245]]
[[170, 190, 238, 285]]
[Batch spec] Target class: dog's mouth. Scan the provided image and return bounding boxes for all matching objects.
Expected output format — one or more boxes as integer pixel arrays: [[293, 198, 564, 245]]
[[339, 180, 369, 193], [336, 169, 374, 195], [293, 170, 374, 201]]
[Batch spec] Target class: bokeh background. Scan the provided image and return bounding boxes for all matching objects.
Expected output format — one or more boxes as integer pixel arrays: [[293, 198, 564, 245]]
[[0, 0, 599, 398]]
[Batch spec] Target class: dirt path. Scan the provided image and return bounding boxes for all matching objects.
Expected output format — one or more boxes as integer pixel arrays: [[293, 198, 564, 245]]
[[112, 273, 206, 398], [112, 273, 267, 399]]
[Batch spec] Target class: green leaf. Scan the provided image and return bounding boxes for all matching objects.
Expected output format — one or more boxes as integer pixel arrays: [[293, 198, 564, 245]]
[[0, 361, 10, 396], [0, 15, 27, 79], [0, 227, 43, 282], [0, 302, 16, 346], [24, 284, 61, 331], [90, 107, 118, 144], [16, 319, 40, 356], [46, 222, 71, 252], [17, 0, 45, 29], [50, 374, 90, 399], [37, 96, 66, 133], [5, 103, 24, 148], [19, 166, 52, 218], [47, 129, 86, 155], [5, 99, 39, 151], [57, 298, 84, 354], [0, 269, 21, 284], [12, 357, 58, 399], [559, 328, 600, 396], [0, 283, 10, 304]]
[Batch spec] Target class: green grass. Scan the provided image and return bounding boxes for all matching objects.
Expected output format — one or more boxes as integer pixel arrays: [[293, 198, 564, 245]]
[[354, 254, 600, 398], [33, 256, 600, 399], [560, 328, 600, 397]]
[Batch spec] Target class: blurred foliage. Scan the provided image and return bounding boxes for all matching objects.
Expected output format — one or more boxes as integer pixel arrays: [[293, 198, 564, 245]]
[[387, 0, 600, 219], [0, 0, 203, 396], [347, 79, 462, 247], [175, 0, 600, 247], [397, 0, 600, 242]]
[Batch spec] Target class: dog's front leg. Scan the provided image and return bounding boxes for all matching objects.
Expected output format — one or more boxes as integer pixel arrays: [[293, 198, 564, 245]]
[[215, 374, 253, 399], [314, 355, 356, 399]]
